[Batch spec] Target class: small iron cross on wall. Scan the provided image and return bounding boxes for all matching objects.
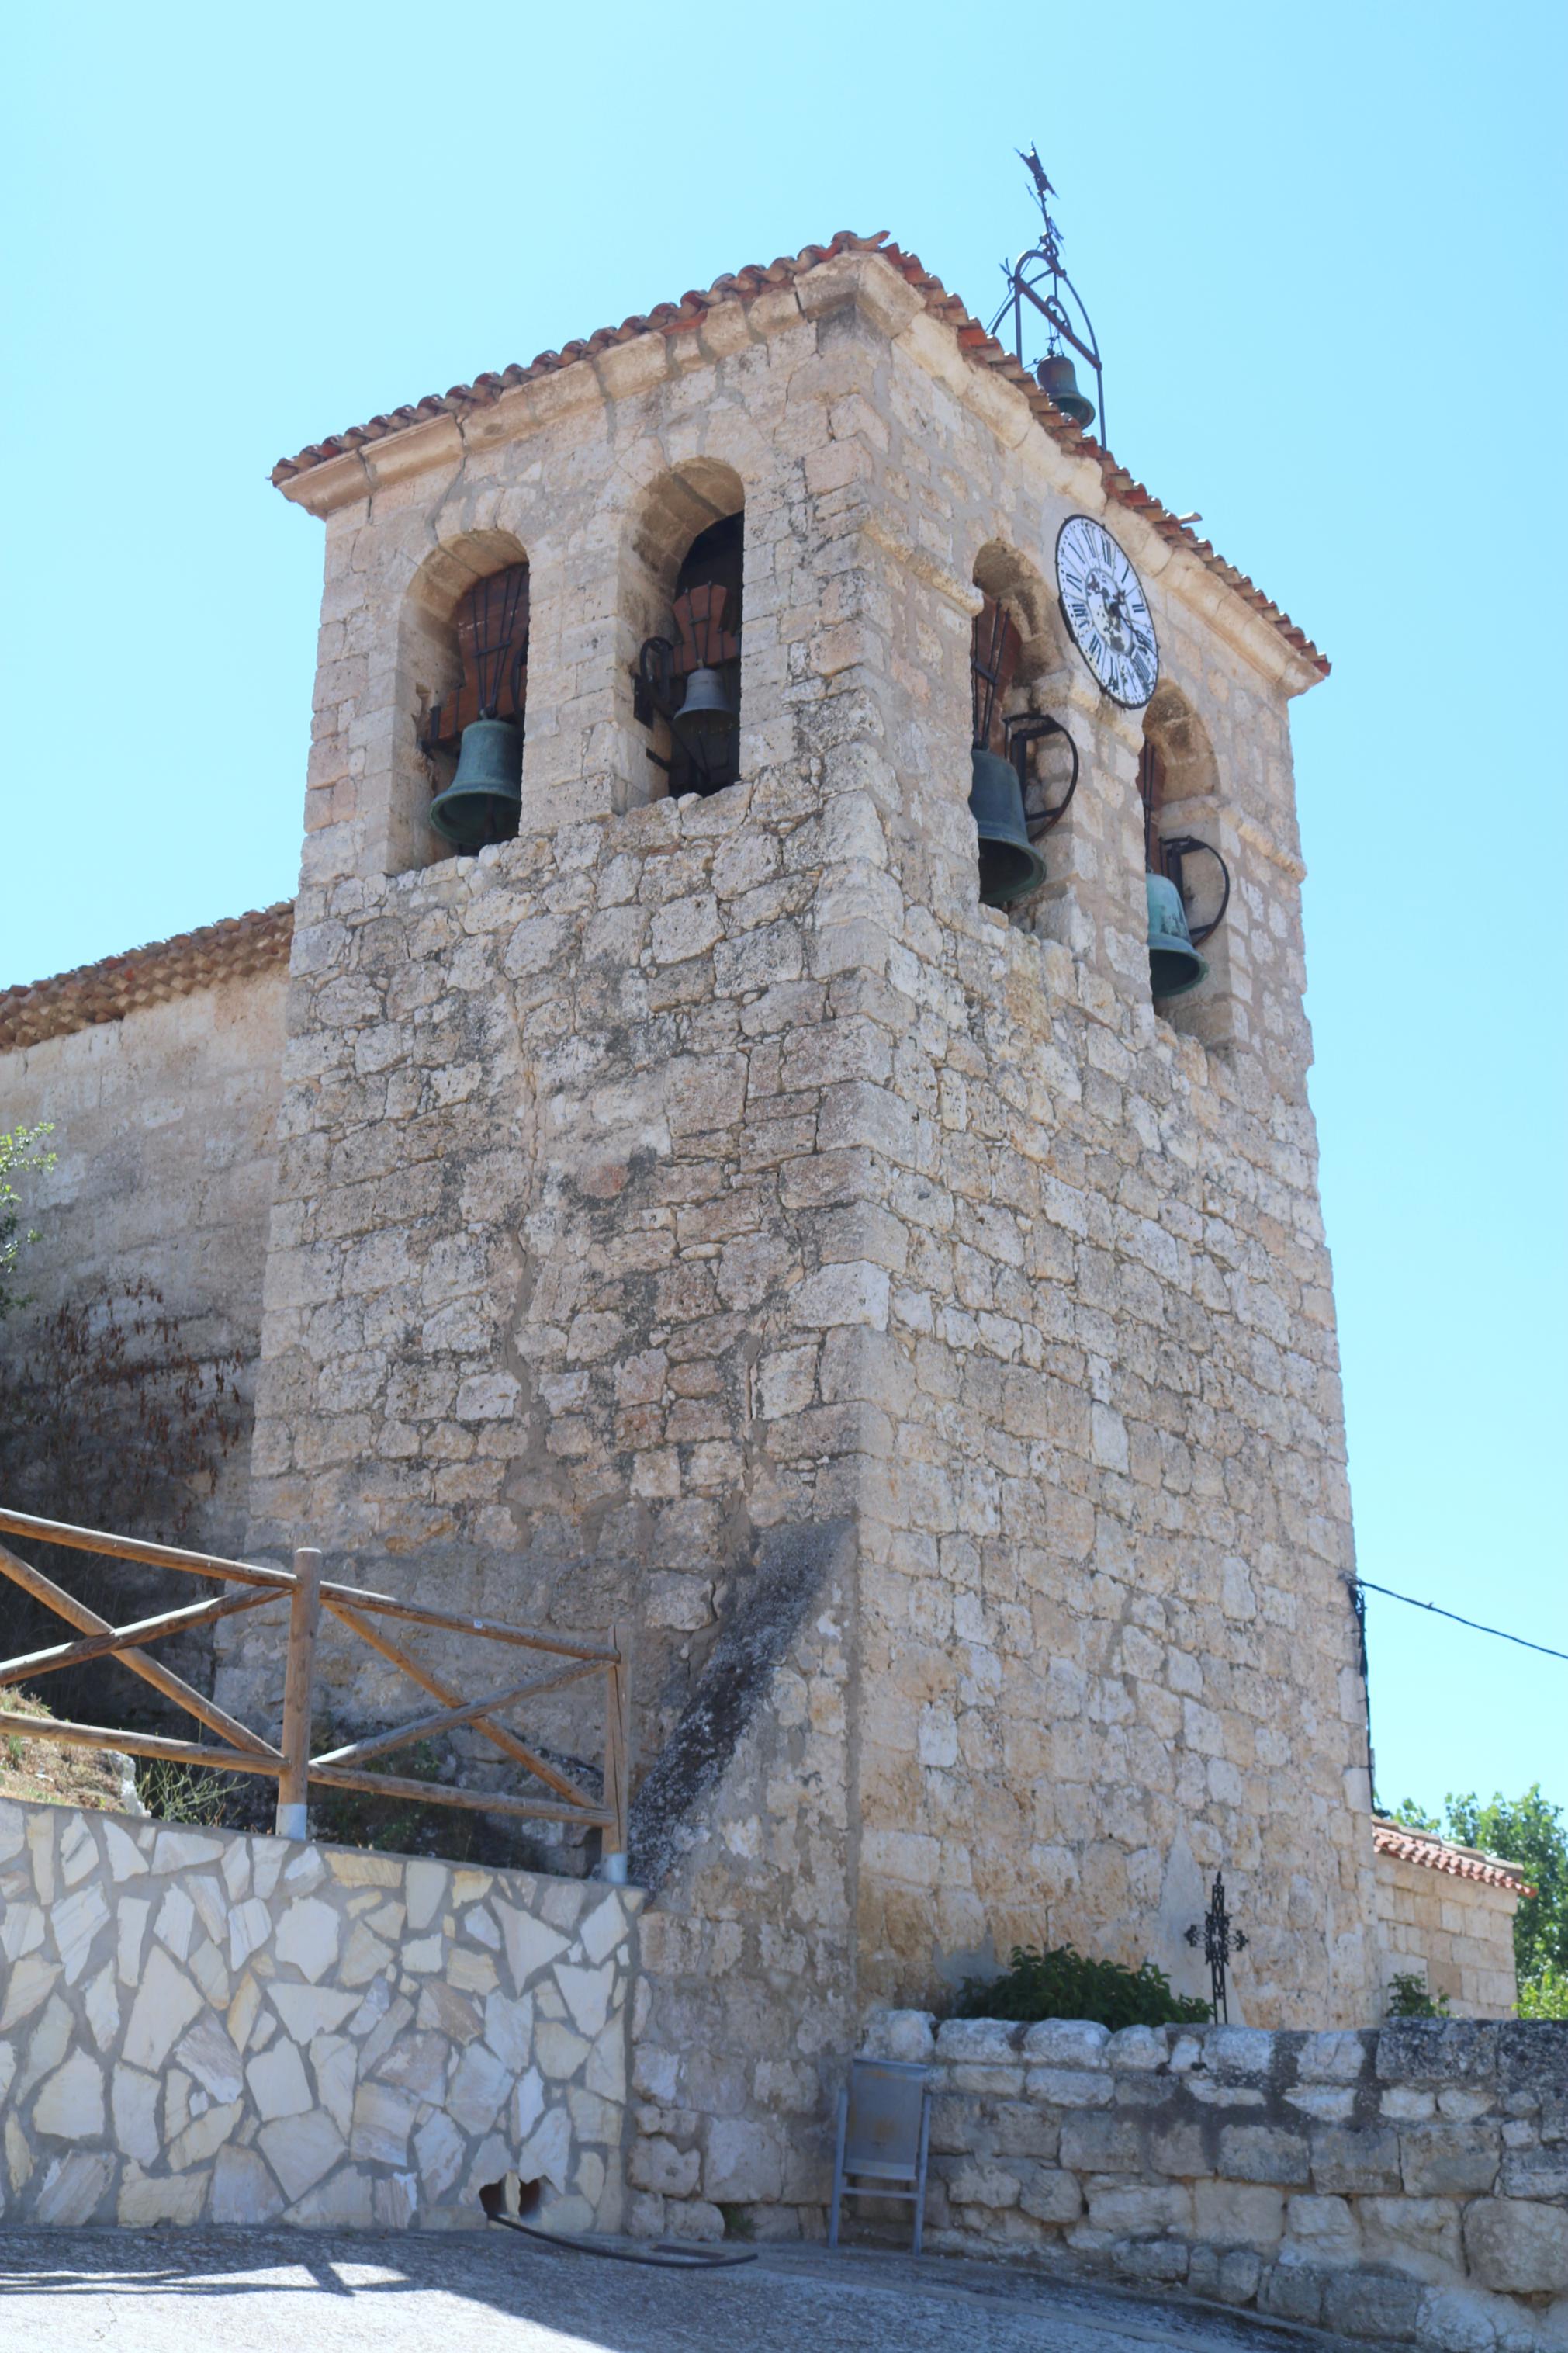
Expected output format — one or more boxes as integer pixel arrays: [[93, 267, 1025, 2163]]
[[1186, 1871, 1248, 2023]]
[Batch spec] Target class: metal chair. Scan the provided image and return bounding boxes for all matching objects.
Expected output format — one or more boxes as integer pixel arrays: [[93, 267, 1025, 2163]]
[[828, 2057, 933, 2256]]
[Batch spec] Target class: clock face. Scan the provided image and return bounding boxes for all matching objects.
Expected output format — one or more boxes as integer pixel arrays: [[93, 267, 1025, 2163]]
[[1055, 515, 1159, 707]]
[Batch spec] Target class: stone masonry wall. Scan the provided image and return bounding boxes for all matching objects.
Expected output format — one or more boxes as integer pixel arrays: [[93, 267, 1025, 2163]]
[[200, 243, 1383, 2209], [0, 967, 287, 1568], [1375, 1848, 1522, 2021], [0, 1794, 639, 2230], [859, 2010, 1568, 2349]]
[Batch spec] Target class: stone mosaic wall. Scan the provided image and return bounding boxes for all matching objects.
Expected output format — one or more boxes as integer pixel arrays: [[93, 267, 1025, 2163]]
[[0, 1797, 639, 2229], [859, 2011, 1568, 2348]]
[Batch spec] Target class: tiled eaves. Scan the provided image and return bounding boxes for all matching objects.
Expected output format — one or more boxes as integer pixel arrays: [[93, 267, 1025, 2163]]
[[0, 903, 294, 1055], [1372, 1818, 1535, 1899], [270, 230, 1328, 682]]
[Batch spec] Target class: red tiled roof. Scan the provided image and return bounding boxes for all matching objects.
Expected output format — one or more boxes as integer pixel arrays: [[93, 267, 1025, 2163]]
[[0, 904, 293, 1055], [1372, 1819, 1535, 1898], [271, 230, 1328, 681]]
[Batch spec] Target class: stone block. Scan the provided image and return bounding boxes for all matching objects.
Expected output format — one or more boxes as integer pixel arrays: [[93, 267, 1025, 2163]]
[[945, 2161, 1021, 2210], [1285, 2193, 1361, 2268], [1022, 2020, 1109, 2069], [1192, 2178, 1285, 2249], [1018, 2167, 1083, 2225], [33, 2049, 105, 2140], [1321, 2268, 1424, 2341], [1359, 2194, 1463, 2282], [1377, 2020, 1497, 2087], [703, 2119, 784, 2205], [1463, 2196, 1568, 2293], [1085, 2178, 1191, 2236], [862, 2010, 936, 2065], [1217, 2125, 1310, 2186], [1186, 2244, 1261, 2303], [1208, 2028, 1274, 2083], [1310, 2124, 1404, 2195], [934, 2019, 1024, 2064], [1294, 2031, 1371, 2084], [1025, 2065, 1113, 2109], [1399, 2120, 1500, 2196], [1105, 2026, 1168, 2071], [1059, 2112, 1147, 2174]]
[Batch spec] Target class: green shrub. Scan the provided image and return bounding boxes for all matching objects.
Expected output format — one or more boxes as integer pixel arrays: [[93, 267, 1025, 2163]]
[[1385, 1970, 1449, 2019], [954, 1942, 1213, 2030]]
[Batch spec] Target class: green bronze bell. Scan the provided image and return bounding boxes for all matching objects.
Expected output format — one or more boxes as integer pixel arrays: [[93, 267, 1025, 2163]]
[[971, 747, 1047, 907], [1146, 868, 1207, 997], [430, 717, 523, 851], [1037, 353, 1095, 431]]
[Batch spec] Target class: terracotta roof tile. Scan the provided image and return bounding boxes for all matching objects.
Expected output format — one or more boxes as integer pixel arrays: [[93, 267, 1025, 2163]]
[[1372, 1818, 1535, 1897], [271, 230, 1328, 680], [0, 904, 293, 1055]]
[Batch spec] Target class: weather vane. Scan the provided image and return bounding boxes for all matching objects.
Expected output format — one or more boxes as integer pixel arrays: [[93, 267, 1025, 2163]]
[[989, 146, 1105, 442]]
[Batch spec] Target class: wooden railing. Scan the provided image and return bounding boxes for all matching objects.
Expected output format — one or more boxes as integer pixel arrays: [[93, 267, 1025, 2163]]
[[0, 1508, 632, 1879]]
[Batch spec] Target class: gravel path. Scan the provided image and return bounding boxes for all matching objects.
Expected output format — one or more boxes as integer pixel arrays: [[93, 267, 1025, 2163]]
[[0, 2228, 1362, 2353]]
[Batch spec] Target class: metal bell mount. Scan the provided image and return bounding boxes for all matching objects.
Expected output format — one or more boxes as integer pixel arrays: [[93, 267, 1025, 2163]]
[[1146, 834, 1231, 1000], [971, 748, 1046, 907], [1036, 353, 1095, 431], [969, 714, 1080, 910], [671, 664, 736, 774], [429, 717, 524, 851], [1145, 870, 1206, 997]]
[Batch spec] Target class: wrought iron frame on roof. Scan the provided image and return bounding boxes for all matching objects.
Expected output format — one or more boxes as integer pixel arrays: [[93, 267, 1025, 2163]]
[[989, 147, 1106, 448]]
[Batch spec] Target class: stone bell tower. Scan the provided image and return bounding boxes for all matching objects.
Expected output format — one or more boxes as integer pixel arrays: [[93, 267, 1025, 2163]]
[[231, 225, 1379, 2202]]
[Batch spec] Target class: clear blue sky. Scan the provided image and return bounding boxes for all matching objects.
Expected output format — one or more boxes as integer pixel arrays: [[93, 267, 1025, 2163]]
[[5, 5, 1564, 1825]]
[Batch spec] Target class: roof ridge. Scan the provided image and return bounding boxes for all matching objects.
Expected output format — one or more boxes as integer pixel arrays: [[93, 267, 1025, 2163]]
[[1372, 1817, 1535, 1897], [0, 902, 294, 1055], [270, 230, 1327, 680]]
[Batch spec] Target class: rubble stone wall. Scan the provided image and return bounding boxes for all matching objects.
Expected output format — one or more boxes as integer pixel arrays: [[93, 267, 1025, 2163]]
[[0, 1795, 639, 2230], [858, 2011, 1568, 2349], [0, 969, 286, 1566], [1374, 1848, 1522, 2020]]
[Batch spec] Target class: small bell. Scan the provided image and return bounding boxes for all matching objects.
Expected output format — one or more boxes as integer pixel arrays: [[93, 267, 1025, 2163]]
[[1036, 353, 1095, 431], [1146, 869, 1207, 997], [671, 665, 736, 777], [429, 717, 523, 851], [970, 748, 1047, 907]]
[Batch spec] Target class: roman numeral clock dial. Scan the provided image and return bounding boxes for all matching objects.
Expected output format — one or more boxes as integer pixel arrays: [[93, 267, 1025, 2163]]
[[1054, 515, 1159, 709]]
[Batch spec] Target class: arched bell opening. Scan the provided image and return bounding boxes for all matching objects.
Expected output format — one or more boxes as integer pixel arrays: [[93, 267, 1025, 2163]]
[[629, 464, 746, 802], [396, 532, 530, 871], [1139, 686, 1230, 1016], [967, 543, 1077, 912]]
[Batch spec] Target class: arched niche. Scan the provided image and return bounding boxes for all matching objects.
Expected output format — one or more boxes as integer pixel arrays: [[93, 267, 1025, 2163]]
[[626, 462, 746, 802], [968, 541, 1075, 913], [1140, 682, 1231, 1027], [392, 528, 531, 874]]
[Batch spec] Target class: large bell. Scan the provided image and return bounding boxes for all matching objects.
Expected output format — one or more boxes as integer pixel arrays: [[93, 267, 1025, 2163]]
[[671, 665, 736, 774], [1146, 869, 1207, 997], [429, 718, 523, 851], [970, 748, 1047, 907], [1036, 353, 1095, 431]]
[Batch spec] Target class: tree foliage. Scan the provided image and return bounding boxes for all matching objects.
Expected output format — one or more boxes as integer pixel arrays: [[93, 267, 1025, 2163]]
[[1393, 1784, 1568, 2019]]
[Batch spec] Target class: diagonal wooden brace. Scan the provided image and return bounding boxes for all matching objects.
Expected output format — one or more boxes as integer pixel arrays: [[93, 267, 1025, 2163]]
[[321, 1597, 604, 1809], [0, 1585, 281, 1688], [0, 1537, 281, 1757], [311, 1622, 601, 1805]]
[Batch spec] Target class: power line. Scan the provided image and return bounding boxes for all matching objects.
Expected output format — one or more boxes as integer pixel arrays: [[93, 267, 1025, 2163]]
[[1347, 1575, 1568, 1665]]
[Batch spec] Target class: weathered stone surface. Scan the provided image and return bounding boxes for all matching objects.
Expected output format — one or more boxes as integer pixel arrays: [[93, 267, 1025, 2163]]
[[1463, 2195, 1568, 2292]]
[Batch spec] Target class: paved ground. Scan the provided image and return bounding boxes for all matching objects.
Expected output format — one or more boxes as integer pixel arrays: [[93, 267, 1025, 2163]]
[[0, 2229, 1364, 2353]]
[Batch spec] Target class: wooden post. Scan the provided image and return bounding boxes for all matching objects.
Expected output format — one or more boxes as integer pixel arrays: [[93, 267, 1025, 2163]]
[[274, 1547, 321, 1840], [601, 1619, 632, 1883]]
